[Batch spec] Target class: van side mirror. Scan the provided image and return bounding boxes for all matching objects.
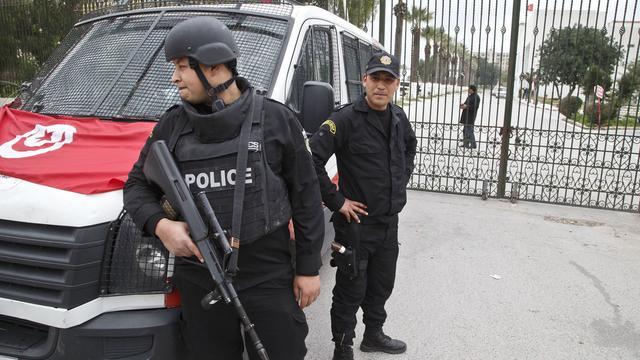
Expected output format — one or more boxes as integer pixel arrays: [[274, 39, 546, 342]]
[[301, 81, 334, 135]]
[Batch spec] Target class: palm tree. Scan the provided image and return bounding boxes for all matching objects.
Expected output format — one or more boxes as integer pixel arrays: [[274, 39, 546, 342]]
[[438, 34, 456, 84], [308, 0, 377, 29], [393, 0, 407, 60], [406, 6, 432, 82], [346, 0, 379, 29], [420, 25, 440, 81], [431, 31, 467, 85], [421, 25, 438, 62]]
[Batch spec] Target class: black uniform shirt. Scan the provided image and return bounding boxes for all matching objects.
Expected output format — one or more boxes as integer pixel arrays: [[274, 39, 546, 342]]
[[310, 94, 417, 221], [372, 107, 392, 139], [123, 78, 324, 290]]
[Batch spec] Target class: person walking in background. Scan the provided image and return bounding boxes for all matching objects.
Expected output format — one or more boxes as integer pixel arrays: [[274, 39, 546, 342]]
[[460, 84, 480, 149], [310, 51, 417, 360]]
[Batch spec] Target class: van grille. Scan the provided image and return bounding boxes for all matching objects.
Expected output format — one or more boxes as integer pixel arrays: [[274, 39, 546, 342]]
[[0, 220, 106, 308]]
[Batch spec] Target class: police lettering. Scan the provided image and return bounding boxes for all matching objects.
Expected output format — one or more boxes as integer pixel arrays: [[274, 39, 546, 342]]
[[184, 168, 253, 189]]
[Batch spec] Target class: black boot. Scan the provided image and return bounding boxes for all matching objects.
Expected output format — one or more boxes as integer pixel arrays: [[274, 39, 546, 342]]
[[332, 343, 354, 360], [360, 329, 407, 354]]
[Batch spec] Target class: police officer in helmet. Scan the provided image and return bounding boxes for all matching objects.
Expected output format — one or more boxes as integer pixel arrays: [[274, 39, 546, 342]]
[[310, 51, 417, 360], [124, 16, 324, 359]]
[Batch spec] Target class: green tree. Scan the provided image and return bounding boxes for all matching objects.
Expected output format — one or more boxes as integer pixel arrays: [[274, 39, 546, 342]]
[[417, 58, 435, 83], [345, 0, 378, 29], [0, 0, 82, 96], [392, 0, 407, 60], [580, 65, 613, 109], [306, 0, 377, 30], [406, 6, 431, 82], [426, 29, 468, 85], [420, 25, 436, 62], [537, 25, 622, 97], [616, 62, 640, 103]]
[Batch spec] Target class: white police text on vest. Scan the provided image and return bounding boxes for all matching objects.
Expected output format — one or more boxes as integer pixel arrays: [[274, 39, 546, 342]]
[[184, 168, 253, 189]]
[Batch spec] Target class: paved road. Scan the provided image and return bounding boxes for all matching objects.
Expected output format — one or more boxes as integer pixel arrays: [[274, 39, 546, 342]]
[[304, 190, 640, 360]]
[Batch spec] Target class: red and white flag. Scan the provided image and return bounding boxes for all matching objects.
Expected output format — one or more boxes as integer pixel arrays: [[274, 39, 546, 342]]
[[0, 106, 155, 194]]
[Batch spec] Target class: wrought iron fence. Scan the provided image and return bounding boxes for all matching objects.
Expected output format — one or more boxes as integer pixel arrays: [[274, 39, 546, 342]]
[[369, 0, 639, 212], [1, 0, 638, 211]]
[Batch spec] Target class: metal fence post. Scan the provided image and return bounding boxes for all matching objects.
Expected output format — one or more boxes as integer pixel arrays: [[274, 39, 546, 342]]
[[496, 1, 521, 197], [378, 0, 385, 47]]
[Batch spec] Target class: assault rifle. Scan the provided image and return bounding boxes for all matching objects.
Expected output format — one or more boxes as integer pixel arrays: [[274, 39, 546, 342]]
[[143, 140, 269, 360]]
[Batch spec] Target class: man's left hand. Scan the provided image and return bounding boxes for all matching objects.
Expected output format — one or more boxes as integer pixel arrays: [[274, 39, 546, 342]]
[[293, 275, 321, 309]]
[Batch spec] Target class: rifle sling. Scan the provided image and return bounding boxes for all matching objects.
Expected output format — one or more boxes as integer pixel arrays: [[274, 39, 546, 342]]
[[228, 92, 263, 274]]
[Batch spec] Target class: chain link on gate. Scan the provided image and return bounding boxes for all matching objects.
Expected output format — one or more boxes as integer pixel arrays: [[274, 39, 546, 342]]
[[1, 0, 638, 211]]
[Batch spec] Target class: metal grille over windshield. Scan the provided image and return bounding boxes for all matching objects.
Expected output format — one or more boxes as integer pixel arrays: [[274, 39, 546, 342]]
[[20, 10, 288, 120]]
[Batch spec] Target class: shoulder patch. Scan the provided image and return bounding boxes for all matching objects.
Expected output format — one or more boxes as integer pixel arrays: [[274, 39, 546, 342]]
[[322, 119, 337, 135], [302, 130, 312, 154]]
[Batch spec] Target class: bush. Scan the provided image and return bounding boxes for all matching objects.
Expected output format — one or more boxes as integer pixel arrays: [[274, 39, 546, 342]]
[[559, 96, 583, 119], [584, 101, 618, 125]]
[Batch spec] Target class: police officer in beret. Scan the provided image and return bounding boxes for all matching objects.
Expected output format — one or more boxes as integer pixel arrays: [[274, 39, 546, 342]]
[[124, 17, 323, 360], [310, 51, 417, 360]]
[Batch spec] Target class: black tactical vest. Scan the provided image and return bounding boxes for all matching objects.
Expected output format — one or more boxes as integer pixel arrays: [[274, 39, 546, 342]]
[[171, 95, 291, 245]]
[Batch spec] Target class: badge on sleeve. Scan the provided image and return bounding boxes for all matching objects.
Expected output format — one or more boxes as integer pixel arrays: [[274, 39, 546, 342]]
[[302, 130, 311, 154], [322, 119, 336, 135]]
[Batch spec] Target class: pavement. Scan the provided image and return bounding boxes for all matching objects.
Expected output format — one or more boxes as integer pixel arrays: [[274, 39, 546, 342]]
[[303, 190, 640, 360]]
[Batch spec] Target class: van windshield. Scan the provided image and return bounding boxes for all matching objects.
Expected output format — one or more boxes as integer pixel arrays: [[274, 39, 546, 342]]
[[19, 11, 288, 120]]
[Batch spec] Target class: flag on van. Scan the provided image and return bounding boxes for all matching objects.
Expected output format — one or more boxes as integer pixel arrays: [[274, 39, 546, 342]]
[[0, 106, 154, 194]]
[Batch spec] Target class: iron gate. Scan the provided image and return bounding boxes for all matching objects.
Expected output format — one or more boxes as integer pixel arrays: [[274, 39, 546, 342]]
[[1, 0, 638, 211], [356, 0, 640, 212]]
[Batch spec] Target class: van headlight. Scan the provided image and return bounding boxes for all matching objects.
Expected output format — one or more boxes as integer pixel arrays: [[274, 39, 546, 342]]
[[136, 243, 174, 278], [101, 211, 174, 295]]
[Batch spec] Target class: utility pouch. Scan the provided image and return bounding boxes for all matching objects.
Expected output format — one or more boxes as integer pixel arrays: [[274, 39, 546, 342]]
[[330, 243, 357, 278], [329, 221, 361, 278]]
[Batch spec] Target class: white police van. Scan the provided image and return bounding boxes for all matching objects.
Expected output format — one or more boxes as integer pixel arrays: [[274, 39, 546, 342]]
[[0, 1, 380, 359]]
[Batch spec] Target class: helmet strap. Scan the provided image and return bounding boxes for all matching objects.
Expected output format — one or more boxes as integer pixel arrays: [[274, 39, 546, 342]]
[[189, 58, 236, 112]]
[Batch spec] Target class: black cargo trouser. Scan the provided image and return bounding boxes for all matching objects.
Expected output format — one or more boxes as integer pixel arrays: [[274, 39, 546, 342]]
[[173, 272, 308, 360], [330, 214, 399, 345]]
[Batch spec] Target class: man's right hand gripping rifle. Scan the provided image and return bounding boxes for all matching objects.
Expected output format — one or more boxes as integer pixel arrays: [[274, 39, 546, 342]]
[[142, 140, 270, 360]]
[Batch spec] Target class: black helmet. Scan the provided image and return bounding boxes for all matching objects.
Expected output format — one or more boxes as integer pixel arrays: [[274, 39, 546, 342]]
[[164, 17, 239, 65]]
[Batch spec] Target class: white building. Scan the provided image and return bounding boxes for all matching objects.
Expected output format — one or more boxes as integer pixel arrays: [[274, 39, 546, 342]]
[[477, 50, 510, 72], [607, 20, 640, 77], [515, 5, 639, 99], [516, 7, 604, 98]]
